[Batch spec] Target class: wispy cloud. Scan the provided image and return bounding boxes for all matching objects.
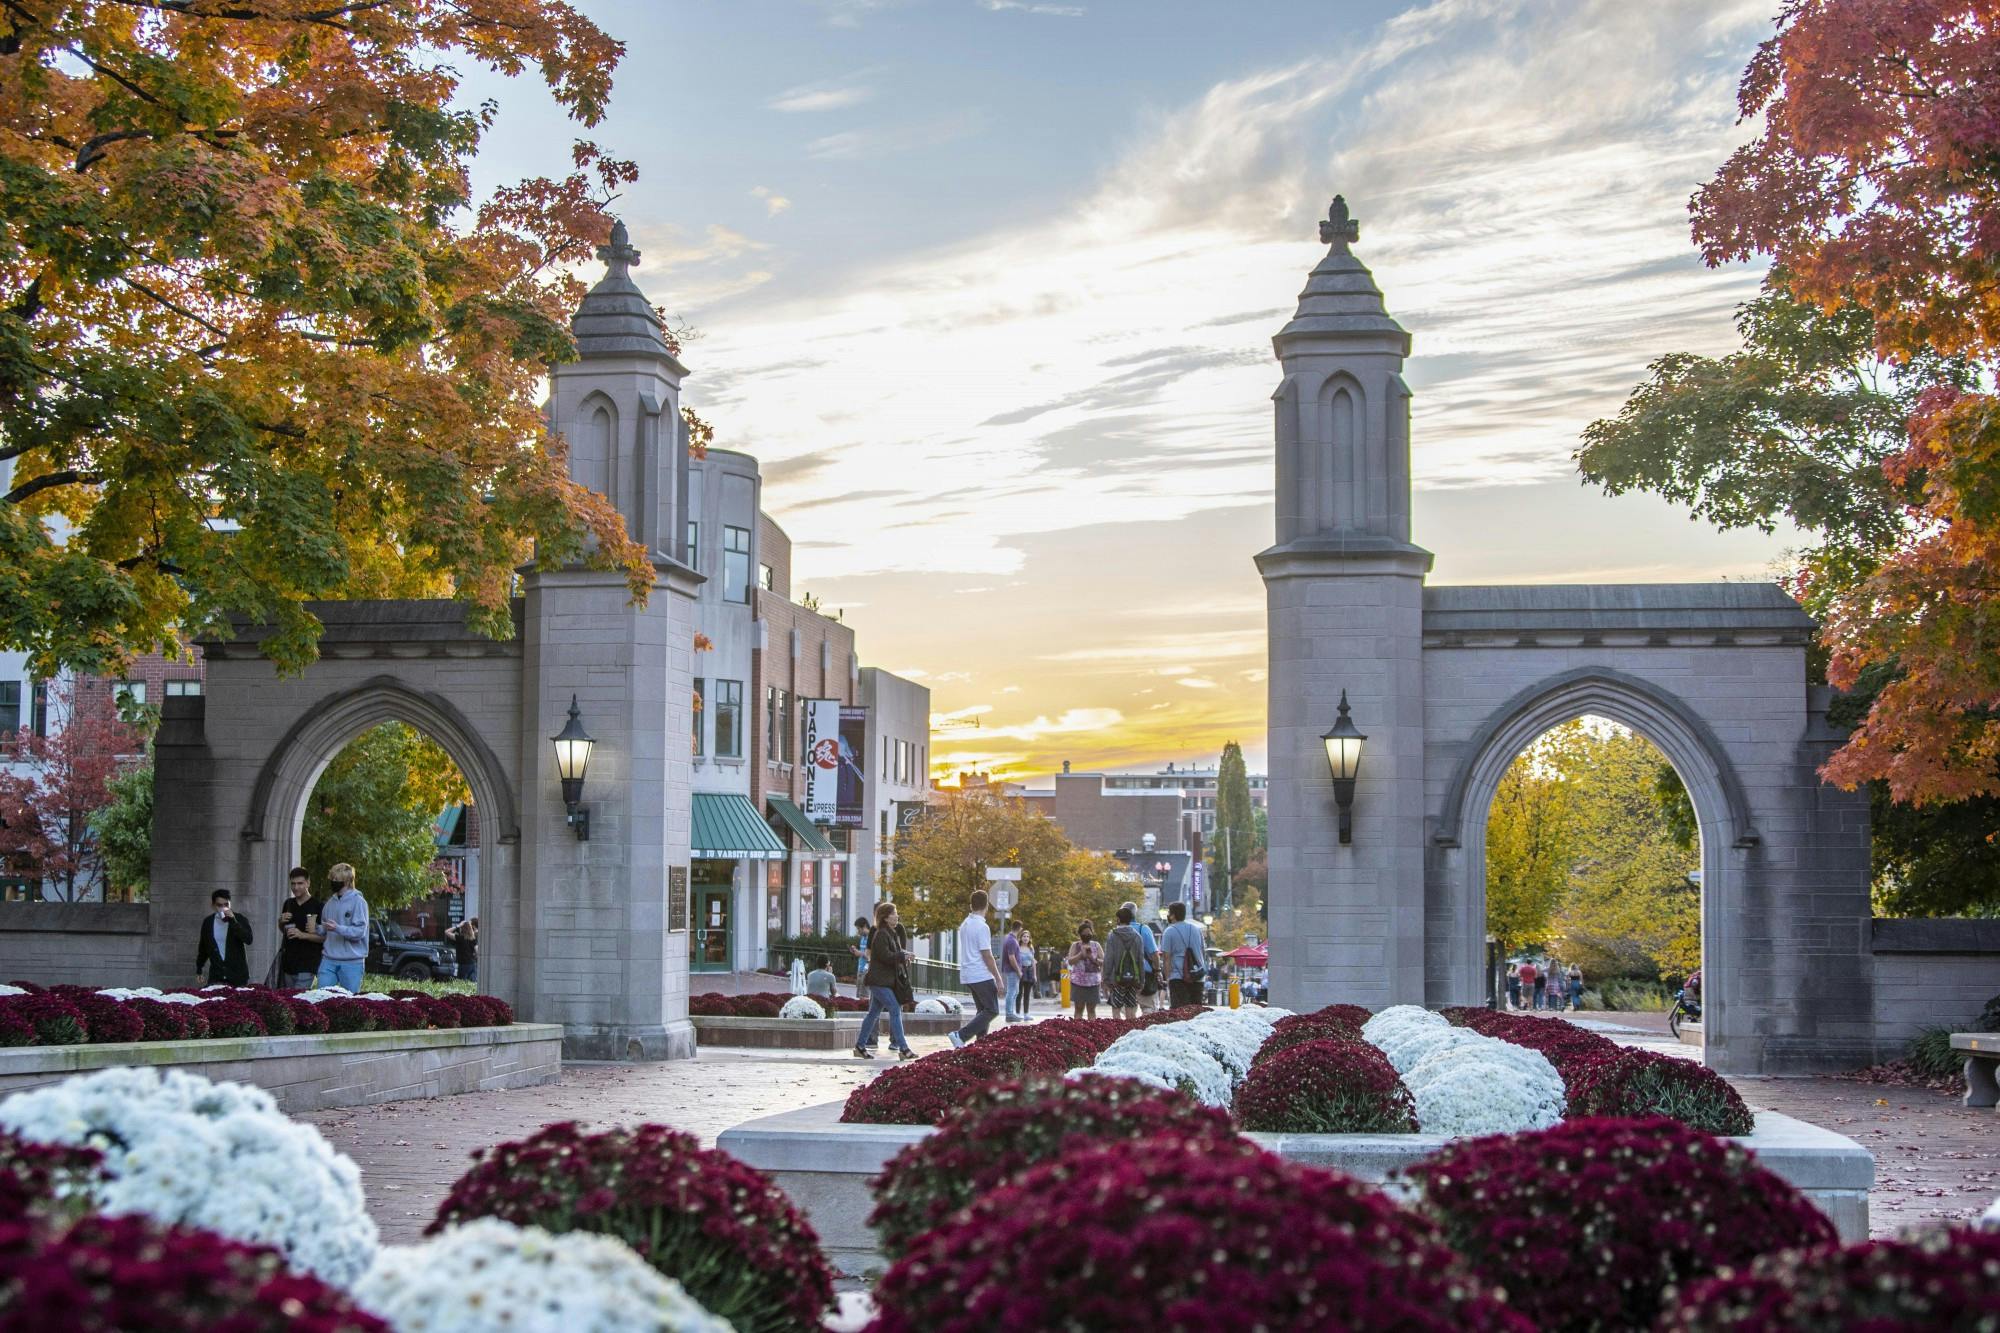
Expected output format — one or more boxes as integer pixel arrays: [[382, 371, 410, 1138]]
[[767, 73, 877, 113], [750, 185, 792, 217], [980, 0, 1086, 16], [806, 112, 985, 160]]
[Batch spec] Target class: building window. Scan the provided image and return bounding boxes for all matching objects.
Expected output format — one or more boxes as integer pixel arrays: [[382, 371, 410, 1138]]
[[879, 809, 889, 837], [163, 679, 201, 697], [759, 563, 773, 591], [113, 680, 145, 708], [723, 525, 750, 603], [692, 678, 705, 756], [29, 680, 47, 737], [0, 682, 19, 737], [765, 686, 779, 761], [714, 680, 743, 757], [686, 520, 699, 571], [780, 690, 795, 764]]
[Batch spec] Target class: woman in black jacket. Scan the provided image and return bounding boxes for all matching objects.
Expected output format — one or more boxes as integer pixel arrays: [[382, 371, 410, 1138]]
[[854, 901, 917, 1060]]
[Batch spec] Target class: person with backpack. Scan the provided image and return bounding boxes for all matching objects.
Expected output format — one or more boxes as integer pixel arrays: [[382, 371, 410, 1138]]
[[1103, 905, 1149, 1020], [1160, 901, 1206, 1008]]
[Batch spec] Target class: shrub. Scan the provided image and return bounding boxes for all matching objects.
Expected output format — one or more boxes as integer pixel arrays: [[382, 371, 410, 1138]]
[[430, 1121, 832, 1333], [0, 1129, 100, 1223], [0, 993, 87, 1045], [1311, 1002, 1375, 1031], [318, 997, 383, 1033], [126, 997, 196, 1042], [841, 1055, 984, 1125], [1409, 1117, 1834, 1333], [1236, 1038, 1417, 1133], [198, 997, 268, 1039], [359, 1218, 730, 1333], [286, 996, 330, 1034], [1257, 1015, 1366, 1067], [0, 1066, 377, 1284], [372, 997, 432, 1030], [869, 1140, 1525, 1333], [688, 992, 734, 1017], [0, 1214, 386, 1332], [1131, 1003, 1208, 1028], [71, 992, 144, 1044], [1564, 1049, 1755, 1134], [1659, 1225, 2000, 1331], [0, 1003, 31, 1047], [231, 990, 297, 1037], [1906, 1025, 1961, 1081], [1980, 991, 2000, 1031], [868, 1074, 1245, 1259]]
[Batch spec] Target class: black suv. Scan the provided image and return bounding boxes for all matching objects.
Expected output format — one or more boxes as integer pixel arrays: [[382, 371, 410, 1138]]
[[367, 920, 459, 982]]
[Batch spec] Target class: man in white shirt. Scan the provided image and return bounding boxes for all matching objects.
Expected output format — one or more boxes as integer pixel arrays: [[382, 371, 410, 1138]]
[[948, 889, 1002, 1047]]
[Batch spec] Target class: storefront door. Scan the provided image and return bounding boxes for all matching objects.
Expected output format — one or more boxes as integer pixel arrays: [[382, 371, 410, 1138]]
[[692, 888, 732, 973]]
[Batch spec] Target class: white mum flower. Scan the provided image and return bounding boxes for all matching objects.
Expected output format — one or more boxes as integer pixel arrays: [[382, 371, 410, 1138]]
[[1094, 1030, 1232, 1106], [1360, 1005, 1448, 1045], [1371, 1023, 1485, 1075], [777, 995, 824, 1020], [356, 1219, 733, 1333], [914, 996, 962, 1014], [1405, 1046, 1565, 1135], [0, 1066, 377, 1286], [0, 985, 24, 998]]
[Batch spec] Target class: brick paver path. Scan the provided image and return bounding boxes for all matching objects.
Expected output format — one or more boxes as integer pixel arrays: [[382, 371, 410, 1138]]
[[310, 1015, 1994, 1244]]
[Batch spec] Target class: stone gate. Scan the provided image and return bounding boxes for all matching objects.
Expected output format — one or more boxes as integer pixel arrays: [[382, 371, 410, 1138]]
[[1260, 198, 1877, 1074]]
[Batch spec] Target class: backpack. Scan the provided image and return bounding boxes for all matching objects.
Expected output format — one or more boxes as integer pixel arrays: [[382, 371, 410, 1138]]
[[1109, 929, 1145, 988]]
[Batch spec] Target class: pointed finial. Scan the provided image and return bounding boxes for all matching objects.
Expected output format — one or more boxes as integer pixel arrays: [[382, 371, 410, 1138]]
[[596, 218, 639, 279], [1320, 195, 1359, 253], [1336, 689, 1352, 721]]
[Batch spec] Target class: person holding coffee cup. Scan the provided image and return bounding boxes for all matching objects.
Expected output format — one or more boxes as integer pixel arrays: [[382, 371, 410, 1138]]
[[277, 868, 324, 989], [196, 888, 253, 986]]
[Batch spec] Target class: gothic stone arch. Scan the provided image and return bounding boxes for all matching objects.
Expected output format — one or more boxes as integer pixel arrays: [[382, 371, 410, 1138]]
[[1418, 586, 1876, 1075]]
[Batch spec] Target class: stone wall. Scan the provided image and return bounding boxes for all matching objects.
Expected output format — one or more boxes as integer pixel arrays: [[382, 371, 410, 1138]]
[[0, 1023, 562, 1114], [1872, 918, 2000, 1050], [0, 903, 152, 987]]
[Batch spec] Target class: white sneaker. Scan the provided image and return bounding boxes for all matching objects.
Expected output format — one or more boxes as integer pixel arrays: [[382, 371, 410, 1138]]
[[947, 1030, 965, 1049]]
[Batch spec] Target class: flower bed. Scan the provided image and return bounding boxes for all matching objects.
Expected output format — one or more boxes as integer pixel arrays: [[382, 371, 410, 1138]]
[[0, 980, 512, 1048], [1235, 1038, 1417, 1134], [430, 1120, 833, 1333], [867, 1139, 1526, 1333], [1658, 1225, 2000, 1330], [1406, 1116, 1836, 1332]]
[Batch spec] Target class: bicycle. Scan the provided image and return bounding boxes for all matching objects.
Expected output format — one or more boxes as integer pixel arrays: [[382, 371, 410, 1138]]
[[1668, 988, 1702, 1039]]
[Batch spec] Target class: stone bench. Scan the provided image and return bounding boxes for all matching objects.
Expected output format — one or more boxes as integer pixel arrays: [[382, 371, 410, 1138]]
[[1954, 1032, 2000, 1109]]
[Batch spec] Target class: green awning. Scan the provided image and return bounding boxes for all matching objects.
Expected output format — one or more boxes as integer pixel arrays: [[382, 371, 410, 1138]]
[[691, 793, 787, 858], [766, 796, 835, 855]]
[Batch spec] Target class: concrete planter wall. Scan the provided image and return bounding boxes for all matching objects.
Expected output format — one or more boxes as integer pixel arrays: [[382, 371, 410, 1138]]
[[692, 1013, 965, 1049], [0, 1024, 563, 1114], [718, 1100, 1875, 1276]]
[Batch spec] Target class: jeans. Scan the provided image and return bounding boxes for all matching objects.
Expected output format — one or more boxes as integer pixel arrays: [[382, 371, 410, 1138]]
[[956, 979, 1000, 1043], [857, 986, 909, 1051], [1003, 971, 1022, 1019], [461, 962, 477, 984], [316, 959, 364, 992], [282, 972, 317, 990]]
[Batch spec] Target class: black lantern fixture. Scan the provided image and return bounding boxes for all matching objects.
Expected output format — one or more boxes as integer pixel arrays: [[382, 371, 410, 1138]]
[[551, 694, 596, 841], [1320, 690, 1367, 845]]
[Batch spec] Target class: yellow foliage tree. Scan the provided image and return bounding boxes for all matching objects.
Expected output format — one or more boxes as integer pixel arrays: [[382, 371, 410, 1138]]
[[1485, 722, 1581, 952]]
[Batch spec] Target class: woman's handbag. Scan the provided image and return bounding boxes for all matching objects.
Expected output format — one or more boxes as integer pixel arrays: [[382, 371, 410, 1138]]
[[892, 966, 915, 1009]]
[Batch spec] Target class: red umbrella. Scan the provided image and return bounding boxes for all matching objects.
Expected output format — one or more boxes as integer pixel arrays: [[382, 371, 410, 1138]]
[[1221, 945, 1268, 966]]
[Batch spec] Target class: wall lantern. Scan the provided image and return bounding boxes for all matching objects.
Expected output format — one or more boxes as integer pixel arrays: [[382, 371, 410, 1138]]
[[551, 694, 596, 841], [1320, 690, 1366, 845]]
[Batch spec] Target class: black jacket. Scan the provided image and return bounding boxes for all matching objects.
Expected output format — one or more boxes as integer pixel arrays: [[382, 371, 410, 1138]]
[[196, 911, 254, 984], [862, 925, 908, 988]]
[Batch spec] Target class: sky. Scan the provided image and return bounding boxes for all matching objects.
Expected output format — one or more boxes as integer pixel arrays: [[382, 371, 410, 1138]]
[[461, 0, 1797, 783]]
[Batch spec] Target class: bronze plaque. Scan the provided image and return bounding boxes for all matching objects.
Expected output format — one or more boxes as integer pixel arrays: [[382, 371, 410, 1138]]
[[667, 866, 689, 933]]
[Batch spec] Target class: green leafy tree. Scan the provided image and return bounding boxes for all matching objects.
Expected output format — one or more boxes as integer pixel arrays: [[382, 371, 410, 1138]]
[[90, 758, 154, 901], [1210, 741, 1253, 893], [301, 722, 468, 911], [1484, 723, 1579, 953], [886, 788, 1125, 948]]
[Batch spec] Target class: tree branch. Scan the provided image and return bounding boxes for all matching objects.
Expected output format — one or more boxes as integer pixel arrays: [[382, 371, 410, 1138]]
[[4, 470, 103, 506]]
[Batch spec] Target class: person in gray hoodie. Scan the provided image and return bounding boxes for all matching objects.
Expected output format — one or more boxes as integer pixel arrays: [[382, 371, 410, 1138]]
[[316, 862, 370, 992]]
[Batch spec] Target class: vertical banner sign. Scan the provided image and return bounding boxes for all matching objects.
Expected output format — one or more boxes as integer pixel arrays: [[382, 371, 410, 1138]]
[[803, 698, 841, 824], [837, 706, 869, 828], [1190, 862, 1205, 913]]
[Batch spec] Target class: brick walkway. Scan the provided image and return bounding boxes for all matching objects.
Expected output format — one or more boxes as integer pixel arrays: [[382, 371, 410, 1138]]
[[309, 1016, 1994, 1244]]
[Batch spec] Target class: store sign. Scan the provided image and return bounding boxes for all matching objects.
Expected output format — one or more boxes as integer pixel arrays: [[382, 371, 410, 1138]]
[[894, 801, 927, 834], [803, 698, 842, 823]]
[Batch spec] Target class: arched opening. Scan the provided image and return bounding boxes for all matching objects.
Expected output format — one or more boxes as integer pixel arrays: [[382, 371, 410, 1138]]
[[1434, 668, 1756, 1069], [1481, 717, 1703, 1041], [242, 677, 522, 1009]]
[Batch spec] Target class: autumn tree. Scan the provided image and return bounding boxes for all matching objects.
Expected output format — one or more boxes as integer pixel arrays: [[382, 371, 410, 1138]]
[[0, 680, 140, 900], [1683, 0, 2000, 805], [300, 721, 469, 911], [886, 788, 1125, 948], [1483, 723, 1580, 953], [0, 0, 651, 679]]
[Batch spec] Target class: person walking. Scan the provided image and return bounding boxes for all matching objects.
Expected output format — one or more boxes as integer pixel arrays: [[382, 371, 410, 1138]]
[[1160, 901, 1207, 1008], [1567, 963, 1584, 1011], [1000, 921, 1025, 1023], [850, 916, 873, 1001], [854, 902, 917, 1060], [1505, 960, 1522, 1010], [315, 863, 369, 992], [443, 916, 478, 984], [196, 888, 253, 985], [1018, 930, 1037, 1017], [948, 890, 1002, 1048], [1067, 921, 1103, 1019], [1103, 906, 1149, 1020], [275, 868, 323, 989], [1530, 960, 1548, 1011], [1120, 901, 1164, 1011], [1515, 958, 1538, 1012]]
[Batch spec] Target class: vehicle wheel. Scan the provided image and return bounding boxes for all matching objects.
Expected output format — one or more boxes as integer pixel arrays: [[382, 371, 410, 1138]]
[[395, 960, 433, 982], [1668, 1001, 1684, 1039]]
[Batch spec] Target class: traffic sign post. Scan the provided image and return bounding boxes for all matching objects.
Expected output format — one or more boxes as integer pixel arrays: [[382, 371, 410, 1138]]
[[985, 866, 1021, 923]]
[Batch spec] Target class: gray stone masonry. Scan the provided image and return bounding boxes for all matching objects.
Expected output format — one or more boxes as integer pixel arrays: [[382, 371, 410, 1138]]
[[0, 903, 150, 985], [1874, 919, 2000, 1050], [0, 1024, 562, 1114]]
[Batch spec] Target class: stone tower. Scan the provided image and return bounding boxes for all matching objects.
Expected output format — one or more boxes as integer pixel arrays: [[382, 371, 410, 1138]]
[[522, 220, 701, 1058], [1257, 197, 1433, 1010]]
